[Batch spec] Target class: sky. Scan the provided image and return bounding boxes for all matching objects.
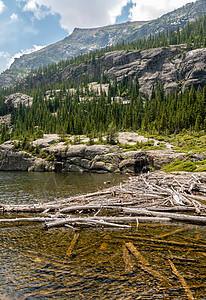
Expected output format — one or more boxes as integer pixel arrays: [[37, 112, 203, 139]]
[[0, 0, 196, 73]]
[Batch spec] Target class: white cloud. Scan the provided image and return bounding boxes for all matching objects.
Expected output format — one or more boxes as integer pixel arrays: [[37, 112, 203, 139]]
[[10, 13, 18, 21], [19, 0, 198, 33], [22, 0, 48, 19], [0, 0, 5, 14], [8, 45, 45, 68], [130, 0, 196, 21], [20, 0, 131, 32], [0, 51, 11, 73]]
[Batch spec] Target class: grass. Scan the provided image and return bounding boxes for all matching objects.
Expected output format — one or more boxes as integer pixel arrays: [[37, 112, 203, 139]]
[[163, 158, 206, 173], [145, 130, 206, 154]]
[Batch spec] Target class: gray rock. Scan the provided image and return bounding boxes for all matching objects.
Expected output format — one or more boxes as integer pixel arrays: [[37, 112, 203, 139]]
[[84, 145, 121, 159], [67, 164, 86, 173], [33, 134, 59, 149], [0, 114, 11, 127], [66, 145, 86, 158], [69, 157, 91, 169], [0, 149, 35, 171], [121, 151, 142, 160], [58, 46, 206, 95], [119, 159, 136, 171], [94, 152, 121, 164], [146, 150, 186, 169], [28, 158, 52, 172], [5, 93, 33, 109]]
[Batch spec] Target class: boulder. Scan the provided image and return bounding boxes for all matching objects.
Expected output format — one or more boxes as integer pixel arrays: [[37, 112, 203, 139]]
[[84, 145, 121, 159], [33, 134, 59, 149], [146, 150, 186, 169], [0, 149, 35, 171], [66, 145, 86, 158], [28, 158, 53, 172], [5, 93, 33, 109], [69, 157, 91, 169]]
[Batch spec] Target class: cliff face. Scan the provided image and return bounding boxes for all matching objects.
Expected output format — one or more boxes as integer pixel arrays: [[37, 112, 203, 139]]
[[64, 46, 206, 93], [0, 0, 206, 88], [22, 46, 206, 95]]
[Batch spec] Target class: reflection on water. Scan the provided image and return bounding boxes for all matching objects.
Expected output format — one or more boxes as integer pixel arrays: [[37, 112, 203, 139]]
[[0, 172, 128, 205], [0, 224, 206, 299], [0, 172, 206, 299]]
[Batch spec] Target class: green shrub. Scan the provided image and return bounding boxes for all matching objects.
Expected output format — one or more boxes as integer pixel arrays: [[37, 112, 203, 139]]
[[164, 159, 196, 172]]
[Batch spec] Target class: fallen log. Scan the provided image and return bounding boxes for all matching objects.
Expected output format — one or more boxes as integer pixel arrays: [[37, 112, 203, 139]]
[[168, 259, 194, 300], [125, 242, 170, 284], [65, 233, 80, 257], [125, 242, 150, 266], [85, 219, 131, 229], [122, 208, 206, 224], [122, 245, 134, 273], [147, 206, 200, 213], [0, 217, 58, 224], [44, 216, 173, 229]]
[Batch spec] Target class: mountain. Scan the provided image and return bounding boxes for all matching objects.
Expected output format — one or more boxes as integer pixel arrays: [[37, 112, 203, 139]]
[[0, 0, 206, 88], [127, 0, 206, 41], [10, 21, 148, 71], [0, 21, 148, 88], [20, 46, 206, 95]]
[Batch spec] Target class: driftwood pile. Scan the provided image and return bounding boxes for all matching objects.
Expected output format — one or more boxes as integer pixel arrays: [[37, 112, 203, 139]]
[[1, 171, 206, 229]]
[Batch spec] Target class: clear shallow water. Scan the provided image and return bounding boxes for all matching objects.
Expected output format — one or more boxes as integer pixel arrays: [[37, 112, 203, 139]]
[[0, 172, 206, 299]]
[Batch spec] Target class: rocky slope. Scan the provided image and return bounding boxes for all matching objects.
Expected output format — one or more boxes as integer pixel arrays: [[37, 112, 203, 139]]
[[0, 0, 206, 88], [0, 135, 204, 173], [10, 21, 147, 71], [21, 45, 206, 95]]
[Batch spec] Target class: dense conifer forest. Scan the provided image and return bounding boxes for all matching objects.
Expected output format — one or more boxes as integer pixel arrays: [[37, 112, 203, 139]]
[[0, 15, 206, 143]]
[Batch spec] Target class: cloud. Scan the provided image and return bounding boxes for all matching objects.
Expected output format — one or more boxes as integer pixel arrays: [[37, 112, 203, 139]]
[[0, 0, 5, 14], [22, 0, 49, 19], [0, 46, 45, 74], [10, 13, 18, 21], [19, 0, 131, 32], [0, 51, 11, 73], [8, 45, 45, 68], [130, 0, 196, 21]]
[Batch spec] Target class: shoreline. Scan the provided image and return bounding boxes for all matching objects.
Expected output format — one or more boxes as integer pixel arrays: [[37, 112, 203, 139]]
[[1, 171, 206, 227]]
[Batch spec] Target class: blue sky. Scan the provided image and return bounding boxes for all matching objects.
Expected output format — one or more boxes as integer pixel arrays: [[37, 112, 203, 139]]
[[0, 0, 195, 73]]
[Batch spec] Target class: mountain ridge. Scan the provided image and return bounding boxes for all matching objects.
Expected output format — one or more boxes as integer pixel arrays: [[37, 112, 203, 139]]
[[0, 0, 206, 88]]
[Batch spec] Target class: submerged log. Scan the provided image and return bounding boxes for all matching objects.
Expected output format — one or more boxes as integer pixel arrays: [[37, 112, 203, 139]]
[[65, 233, 80, 257], [122, 245, 134, 273], [168, 259, 194, 300], [125, 242, 150, 266], [125, 242, 170, 284]]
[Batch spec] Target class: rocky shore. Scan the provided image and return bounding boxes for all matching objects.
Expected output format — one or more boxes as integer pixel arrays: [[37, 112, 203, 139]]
[[0, 134, 204, 173]]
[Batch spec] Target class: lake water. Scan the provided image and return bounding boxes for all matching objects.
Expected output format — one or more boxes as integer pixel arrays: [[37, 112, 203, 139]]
[[0, 172, 129, 205], [0, 172, 206, 299]]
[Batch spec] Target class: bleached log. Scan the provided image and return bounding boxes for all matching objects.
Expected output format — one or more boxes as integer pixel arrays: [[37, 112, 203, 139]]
[[0, 217, 58, 224], [45, 216, 172, 229], [122, 208, 206, 224]]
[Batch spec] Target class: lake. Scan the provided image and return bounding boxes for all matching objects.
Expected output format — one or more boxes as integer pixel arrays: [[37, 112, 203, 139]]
[[0, 172, 205, 299]]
